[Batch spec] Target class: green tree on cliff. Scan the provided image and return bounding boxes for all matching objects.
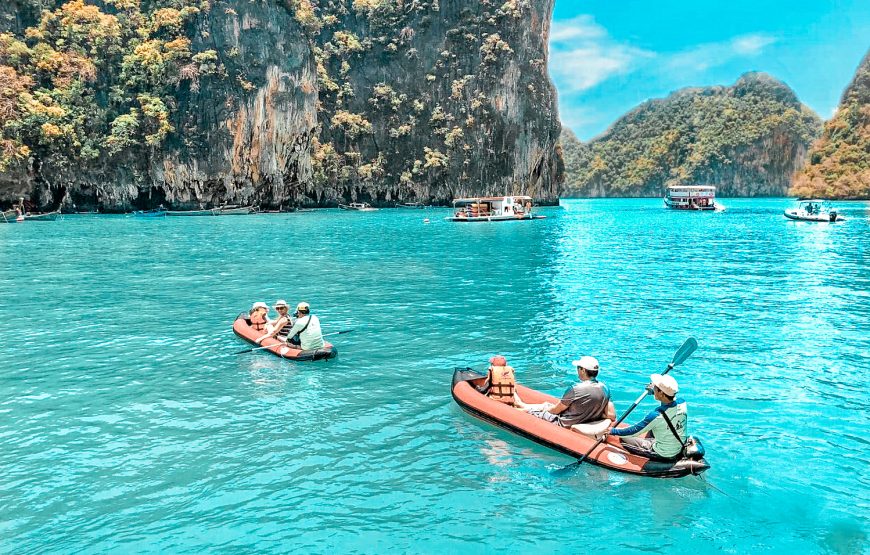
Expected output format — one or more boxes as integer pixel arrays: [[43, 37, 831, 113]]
[[791, 49, 870, 199]]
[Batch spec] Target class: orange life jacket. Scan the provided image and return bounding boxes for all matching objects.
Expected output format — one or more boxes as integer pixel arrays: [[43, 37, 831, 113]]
[[250, 313, 267, 331], [488, 365, 516, 405]]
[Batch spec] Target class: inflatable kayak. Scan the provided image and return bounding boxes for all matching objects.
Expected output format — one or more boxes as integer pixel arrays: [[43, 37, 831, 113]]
[[452, 369, 710, 478], [233, 313, 337, 361]]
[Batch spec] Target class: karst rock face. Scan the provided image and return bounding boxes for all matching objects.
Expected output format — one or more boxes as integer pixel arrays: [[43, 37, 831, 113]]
[[561, 73, 823, 198], [791, 49, 870, 200], [0, 0, 562, 211]]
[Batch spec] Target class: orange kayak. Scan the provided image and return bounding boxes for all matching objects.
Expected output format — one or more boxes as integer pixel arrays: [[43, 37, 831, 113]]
[[233, 313, 337, 361], [452, 369, 709, 477]]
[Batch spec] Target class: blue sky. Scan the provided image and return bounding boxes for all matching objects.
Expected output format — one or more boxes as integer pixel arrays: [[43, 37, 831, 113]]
[[550, 0, 870, 140]]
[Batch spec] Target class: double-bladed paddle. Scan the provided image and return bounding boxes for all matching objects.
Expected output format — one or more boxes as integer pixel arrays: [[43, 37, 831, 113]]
[[234, 329, 354, 354], [562, 337, 698, 471]]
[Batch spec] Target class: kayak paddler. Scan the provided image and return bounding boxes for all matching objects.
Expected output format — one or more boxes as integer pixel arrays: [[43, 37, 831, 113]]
[[525, 356, 616, 426], [282, 302, 325, 350], [608, 373, 687, 461]]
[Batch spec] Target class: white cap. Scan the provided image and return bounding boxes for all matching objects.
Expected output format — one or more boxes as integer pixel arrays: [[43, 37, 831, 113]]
[[274, 299, 288, 308], [650, 373, 679, 397], [296, 301, 310, 311], [572, 356, 599, 372], [251, 301, 268, 311]]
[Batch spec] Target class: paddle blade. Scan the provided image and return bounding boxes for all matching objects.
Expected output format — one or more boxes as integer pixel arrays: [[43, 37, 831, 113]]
[[671, 337, 698, 367]]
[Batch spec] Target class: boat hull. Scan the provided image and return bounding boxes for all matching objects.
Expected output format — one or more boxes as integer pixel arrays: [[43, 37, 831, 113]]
[[784, 210, 838, 222], [2, 209, 20, 223], [451, 369, 709, 478], [447, 214, 546, 222], [24, 211, 62, 221], [167, 209, 220, 216], [663, 199, 717, 210], [132, 210, 166, 218], [233, 314, 337, 361]]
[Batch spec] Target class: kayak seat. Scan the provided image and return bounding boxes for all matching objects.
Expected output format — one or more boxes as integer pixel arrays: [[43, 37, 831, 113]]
[[570, 419, 612, 438]]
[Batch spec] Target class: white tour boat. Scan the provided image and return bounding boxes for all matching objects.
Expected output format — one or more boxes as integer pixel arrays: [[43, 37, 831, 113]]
[[664, 185, 718, 210], [447, 196, 545, 222], [339, 202, 379, 211]]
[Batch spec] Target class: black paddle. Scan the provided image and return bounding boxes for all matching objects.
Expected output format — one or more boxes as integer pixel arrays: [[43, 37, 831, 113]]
[[562, 337, 698, 471], [234, 329, 354, 354]]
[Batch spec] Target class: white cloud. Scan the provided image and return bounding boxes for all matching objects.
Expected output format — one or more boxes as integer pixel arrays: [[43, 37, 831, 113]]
[[549, 15, 652, 93], [666, 33, 777, 72]]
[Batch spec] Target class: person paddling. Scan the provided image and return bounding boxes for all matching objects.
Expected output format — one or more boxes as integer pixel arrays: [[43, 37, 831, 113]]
[[608, 374, 687, 461], [282, 302, 324, 350], [255, 300, 292, 344], [526, 356, 616, 426]]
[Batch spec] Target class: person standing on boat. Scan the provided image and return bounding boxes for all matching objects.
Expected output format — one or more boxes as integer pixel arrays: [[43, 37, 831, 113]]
[[255, 300, 292, 344], [526, 356, 616, 426], [282, 302, 324, 350], [608, 374, 687, 461]]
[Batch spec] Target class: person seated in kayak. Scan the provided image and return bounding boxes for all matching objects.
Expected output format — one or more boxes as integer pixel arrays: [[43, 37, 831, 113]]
[[608, 374, 687, 461], [249, 302, 269, 332], [282, 302, 325, 350], [480, 355, 527, 407], [526, 356, 616, 426], [255, 300, 292, 344]]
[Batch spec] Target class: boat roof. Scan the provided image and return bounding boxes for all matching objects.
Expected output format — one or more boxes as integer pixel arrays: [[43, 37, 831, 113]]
[[798, 199, 826, 203], [453, 196, 533, 202], [667, 185, 716, 190]]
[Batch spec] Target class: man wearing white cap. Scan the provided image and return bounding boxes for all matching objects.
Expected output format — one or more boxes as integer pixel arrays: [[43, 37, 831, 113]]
[[281, 301, 324, 351], [609, 373, 688, 461], [526, 356, 616, 427]]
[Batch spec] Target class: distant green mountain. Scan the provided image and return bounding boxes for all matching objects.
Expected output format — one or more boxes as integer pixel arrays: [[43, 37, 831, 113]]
[[791, 50, 870, 199], [561, 73, 822, 197]]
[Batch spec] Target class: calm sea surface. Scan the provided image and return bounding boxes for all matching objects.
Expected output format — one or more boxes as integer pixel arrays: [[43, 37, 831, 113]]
[[1, 198, 868, 553]]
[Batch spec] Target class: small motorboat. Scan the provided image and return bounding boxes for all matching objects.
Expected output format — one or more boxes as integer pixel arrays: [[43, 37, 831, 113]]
[[24, 211, 62, 221], [233, 313, 337, 361], [339, 202, 379, 211], [167, 208, 220, 216], [132, 208, 167, 218], [396, 202, 427, 209], [451, 369, 709, 478], [447, 196, 545, 222], [784, 199, 840, 222], [218, 205, 257, 215], [1, 209, 20, 223]]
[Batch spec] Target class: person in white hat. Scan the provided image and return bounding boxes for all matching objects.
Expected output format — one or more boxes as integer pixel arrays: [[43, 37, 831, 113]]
[[280, 301, 325, 351], [608, 373, 688, 461], [526, 356, 616, 427], [254, 300, 292, 344]]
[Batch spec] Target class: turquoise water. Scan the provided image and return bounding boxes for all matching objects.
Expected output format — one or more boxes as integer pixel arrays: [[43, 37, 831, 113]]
[[1, 198, 868, 553]]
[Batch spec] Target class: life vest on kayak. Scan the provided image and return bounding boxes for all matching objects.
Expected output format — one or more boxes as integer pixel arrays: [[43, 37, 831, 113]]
[[250, 313, 267, 331], [488, 364, 516, 405]]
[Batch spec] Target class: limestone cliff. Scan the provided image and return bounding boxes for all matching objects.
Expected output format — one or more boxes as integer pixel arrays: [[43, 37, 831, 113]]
[[561, 73, 822, 198], [0, 0, 562, 211], [791, 49, 870, 199]]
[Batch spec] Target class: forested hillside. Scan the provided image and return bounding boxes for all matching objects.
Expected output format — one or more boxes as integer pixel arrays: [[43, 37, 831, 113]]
[[791, 49, 870, 199], [561, 73, 822, 197], [0, 0, 562, 210]]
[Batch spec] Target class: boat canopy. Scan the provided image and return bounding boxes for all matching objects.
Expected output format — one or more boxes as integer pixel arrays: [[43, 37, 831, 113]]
[[667, 185, 715, 190], [452, 196, 533, 206], [798, 199, 827, 204]]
